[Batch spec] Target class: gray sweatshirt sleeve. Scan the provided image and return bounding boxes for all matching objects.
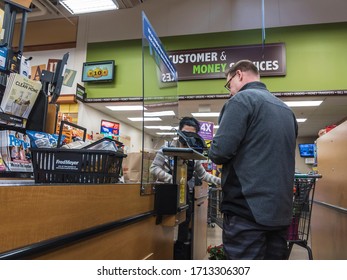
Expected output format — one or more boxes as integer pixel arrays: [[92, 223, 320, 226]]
[[150, 148, 173, 183], [194, 160, 221, 185], [208, 98, 250, 164]]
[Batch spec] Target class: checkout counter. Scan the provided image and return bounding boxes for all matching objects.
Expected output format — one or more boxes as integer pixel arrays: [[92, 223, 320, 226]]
[[0, 6, 210, 259], [0, 148, 209, 260]]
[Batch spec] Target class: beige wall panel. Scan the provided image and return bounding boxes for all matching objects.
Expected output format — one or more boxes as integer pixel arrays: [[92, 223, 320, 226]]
[[311, 204, 347, 259], [311, 120, 347, 259], [315, 121, 347, 208], [14, 17, 78, 48]]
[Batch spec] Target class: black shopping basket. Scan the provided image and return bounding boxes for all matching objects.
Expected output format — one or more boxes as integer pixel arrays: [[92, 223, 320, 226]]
[[31, 148, 126, 184], [287, 174, 322, 260]]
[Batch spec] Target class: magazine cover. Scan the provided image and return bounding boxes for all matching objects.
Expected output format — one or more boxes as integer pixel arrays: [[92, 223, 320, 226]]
[[0, 73, 42, 119], [0, 130, 33, 172]]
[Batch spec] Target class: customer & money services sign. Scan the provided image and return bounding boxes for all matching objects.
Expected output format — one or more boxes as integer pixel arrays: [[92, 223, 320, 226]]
[[166, 43, 286, 80]]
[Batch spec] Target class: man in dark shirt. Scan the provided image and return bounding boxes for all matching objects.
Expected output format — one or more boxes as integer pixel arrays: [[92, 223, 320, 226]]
[[209, 60, 298, 260]]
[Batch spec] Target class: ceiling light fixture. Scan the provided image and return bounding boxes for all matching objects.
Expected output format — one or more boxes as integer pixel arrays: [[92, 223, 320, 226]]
[[60, 0, 119, 15], [128, 117, 162, 122], [284, 101, 323, 107], [296, 118, 307, 122], [144, 111, 175, 117], [145, 126, 177, 130], [106, 105, 145, 111], [191, 112, 220, 117], [156, 132, 177, 135]]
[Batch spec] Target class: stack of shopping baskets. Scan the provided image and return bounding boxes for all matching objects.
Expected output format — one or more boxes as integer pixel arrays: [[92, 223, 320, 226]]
[[287, 174, 322, 260]]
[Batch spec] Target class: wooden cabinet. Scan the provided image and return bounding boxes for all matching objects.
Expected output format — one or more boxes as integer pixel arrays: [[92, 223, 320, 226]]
[[311, 121, 347, 259], [192, 182, 209, 259]]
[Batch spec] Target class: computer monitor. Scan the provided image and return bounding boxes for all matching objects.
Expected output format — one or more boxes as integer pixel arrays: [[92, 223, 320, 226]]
[[298, 143, 315, 158]]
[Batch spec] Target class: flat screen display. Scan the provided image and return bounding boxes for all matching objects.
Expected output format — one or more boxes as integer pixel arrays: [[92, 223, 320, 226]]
[[298, 143, 315, 158], [82, 60, 115, 82], [100, 120, 120, 136]]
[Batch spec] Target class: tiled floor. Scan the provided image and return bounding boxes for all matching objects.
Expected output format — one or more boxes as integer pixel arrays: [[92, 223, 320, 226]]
[[205, 224, 310, 260]]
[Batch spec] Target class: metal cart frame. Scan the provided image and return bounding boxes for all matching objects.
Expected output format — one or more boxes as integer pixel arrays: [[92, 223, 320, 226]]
[[207, 186, 223, 228], [287, 174, 322, 260]]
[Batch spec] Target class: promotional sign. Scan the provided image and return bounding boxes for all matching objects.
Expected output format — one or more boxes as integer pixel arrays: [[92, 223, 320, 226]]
[[81, 60, 115, 83], [166, 43, 286, 81], [100, 120, 120, 137], [0, 47, 7, 72], [76, 83, 86, 102], [198, 121, 214, 141]]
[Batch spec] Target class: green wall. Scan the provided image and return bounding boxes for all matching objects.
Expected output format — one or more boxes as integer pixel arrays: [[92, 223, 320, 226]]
[[85, 22, 347, 98]]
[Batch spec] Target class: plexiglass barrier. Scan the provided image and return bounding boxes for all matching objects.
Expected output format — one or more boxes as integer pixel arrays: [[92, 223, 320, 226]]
[[141, 12, 178, 185]]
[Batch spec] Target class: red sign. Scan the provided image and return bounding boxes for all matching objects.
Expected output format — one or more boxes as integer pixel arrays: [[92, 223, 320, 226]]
[[100, 120, 120, 136]]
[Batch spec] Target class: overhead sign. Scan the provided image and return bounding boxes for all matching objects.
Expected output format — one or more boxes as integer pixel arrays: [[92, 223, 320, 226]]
[[142, 12, 177, 82], [166, 43, 286, 81]]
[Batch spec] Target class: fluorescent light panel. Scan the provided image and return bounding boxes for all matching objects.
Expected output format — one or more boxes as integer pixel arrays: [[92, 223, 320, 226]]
[[128, 117, 161, 122], [106, 105, 145, 111], [284, 101, 323, 107], [145, 126, 177, 130], [144, 111, 175, 117], [60, 0, 118, 15], [191, 112, 220, 117], [156, 132, 177, 135], [296, 118, 307, 122]]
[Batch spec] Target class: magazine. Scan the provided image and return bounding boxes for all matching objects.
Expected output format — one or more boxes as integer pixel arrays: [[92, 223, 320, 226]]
[[0, 130, 33, 172], [0, 73, 42, 119]]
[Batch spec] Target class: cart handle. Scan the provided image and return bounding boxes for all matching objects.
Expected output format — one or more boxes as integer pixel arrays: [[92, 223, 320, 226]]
[[294, 173, 322, 179]]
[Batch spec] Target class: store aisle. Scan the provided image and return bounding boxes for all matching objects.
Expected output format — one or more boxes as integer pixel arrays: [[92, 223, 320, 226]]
[[205, 225, 310, 260]]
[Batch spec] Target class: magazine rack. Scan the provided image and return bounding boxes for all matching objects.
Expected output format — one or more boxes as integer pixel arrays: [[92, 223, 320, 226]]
[[0, 1, 31, 90], [0, 112, 25, 129], [0, 1, 31, 132]]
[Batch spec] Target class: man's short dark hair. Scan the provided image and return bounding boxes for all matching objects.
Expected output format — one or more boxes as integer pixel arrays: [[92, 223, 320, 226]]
[[179, 117, 200, 132], [226, 59, 259, 77]]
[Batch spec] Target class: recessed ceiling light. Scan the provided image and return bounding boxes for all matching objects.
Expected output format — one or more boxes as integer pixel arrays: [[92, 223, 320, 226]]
[[191, 112, 220, 117], [60, 0, 119, 15], [106, 105, 145, 111], [284, 101, 323, 107], [156, 132, 177, 135], [128, 117, 162, 122], [145, 126, 177, 130], [144, 111, 175, 117], [297, 118, 307, 122]]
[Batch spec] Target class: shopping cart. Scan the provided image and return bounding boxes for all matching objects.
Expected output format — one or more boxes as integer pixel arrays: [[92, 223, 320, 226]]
[[287, 174, 322, 260], [207, 186, 223, 228]]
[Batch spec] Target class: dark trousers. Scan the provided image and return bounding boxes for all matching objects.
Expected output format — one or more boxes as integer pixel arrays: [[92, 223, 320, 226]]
[[223, 214, 289, 260]]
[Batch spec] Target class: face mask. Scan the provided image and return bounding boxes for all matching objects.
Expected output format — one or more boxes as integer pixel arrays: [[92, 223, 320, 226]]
[[177, 130, 207, 154]]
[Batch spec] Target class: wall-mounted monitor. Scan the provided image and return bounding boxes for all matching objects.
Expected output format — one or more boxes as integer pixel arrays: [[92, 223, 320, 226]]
[[82, 60, 115, 82], [100, 119, 120, 137], [298, 143, 315, 158]]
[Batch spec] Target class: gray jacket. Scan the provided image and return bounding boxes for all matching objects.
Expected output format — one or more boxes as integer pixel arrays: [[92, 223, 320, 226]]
[[209, 82, 297, 227]]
